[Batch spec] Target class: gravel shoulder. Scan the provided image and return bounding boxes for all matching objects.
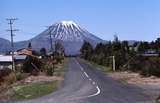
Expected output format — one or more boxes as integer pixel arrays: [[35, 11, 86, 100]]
[[107, 71, 160, 102]]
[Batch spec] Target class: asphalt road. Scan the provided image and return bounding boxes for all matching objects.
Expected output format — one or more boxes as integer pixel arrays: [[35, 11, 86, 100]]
[[9, 58, 151, 103]]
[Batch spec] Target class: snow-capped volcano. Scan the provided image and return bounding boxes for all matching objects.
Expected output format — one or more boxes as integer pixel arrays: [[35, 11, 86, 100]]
[[47, 21, 83, 41], [13, 21, 103, 55], [41, 21, 101, 42]]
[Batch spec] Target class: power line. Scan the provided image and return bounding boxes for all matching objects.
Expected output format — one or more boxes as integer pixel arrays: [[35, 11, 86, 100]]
[[6, 18, 18, 71]]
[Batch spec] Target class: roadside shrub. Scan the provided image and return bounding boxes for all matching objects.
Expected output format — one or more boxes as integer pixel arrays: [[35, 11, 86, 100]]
[[3, 72, 16, 85], [46, 66, 54, 76], [142, 57, 160, 77], [128, 56, 145, 72], [42, 58, 55, 76], [22, 56, 43, 75], [128, 56, 160, 77], [15, 72, 29, 81], [54, 54, 64, 64], [0, 68, 12, 83], [44, 63, 54, 76], [15, 72, 23, 81]]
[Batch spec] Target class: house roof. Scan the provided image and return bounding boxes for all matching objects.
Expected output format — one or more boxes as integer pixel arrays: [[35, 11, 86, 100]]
[[0, 55, 12, 62], [17, 48, 32, 52], [0, 55, 27, 62]]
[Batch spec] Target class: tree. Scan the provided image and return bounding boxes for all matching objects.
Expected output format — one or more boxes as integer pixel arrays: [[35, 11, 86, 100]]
[[155, 37, 160, 44], [94, 43, 105, 54], [138, 42, 150, 53], [122, 41, 129, 53], [155, 37, 160, 51], [40, 48, 47, 58], [28, 42, 32, 49], [113, 34, 119, 43], [54, 40, 65, 55], [80, 41, 93, 60]]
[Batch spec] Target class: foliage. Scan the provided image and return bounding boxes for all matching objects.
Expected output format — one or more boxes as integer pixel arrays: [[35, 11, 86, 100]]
[[15, 72, 29, 81], [0, 68, 12, 83], [22, 56, 43, 75], [44, 62, 54, 76], [54, 40, 65, 55], [128, 56, 160, 77], [2, 72, 16, 86], [28, 42, 32, 49], [80, 41, 93, 60], [40, 48, 47, 58]]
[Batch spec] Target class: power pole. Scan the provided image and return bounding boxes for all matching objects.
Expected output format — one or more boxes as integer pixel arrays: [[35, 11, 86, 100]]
[[109, 56, 116, 72], [112, 56, 115, 71], [46, 26, 53, 52], [6, 18, 18, 71]]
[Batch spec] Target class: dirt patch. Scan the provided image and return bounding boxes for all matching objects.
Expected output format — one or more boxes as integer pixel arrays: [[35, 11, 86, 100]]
[[108, 71, 160, 86], [108, 71, 160, 102], [22, 75, 64, 84]]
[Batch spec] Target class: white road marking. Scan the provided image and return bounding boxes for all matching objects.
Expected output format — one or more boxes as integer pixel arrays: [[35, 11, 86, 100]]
[[76, 61, 84, 71], [87, 86, 101, 98], [75, 59, 101, 99], [92, 81, 96, 85], [84, 71, 89, 78]]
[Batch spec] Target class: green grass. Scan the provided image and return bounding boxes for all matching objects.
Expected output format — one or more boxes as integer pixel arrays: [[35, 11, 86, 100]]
[[12, 81, 57, 100], [54, 63, 65, 76]]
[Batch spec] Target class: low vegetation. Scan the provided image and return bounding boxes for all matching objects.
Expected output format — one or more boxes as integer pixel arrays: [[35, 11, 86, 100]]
[[13, 81, 57, 100]]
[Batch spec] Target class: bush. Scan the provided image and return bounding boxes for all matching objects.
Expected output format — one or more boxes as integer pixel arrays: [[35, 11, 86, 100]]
[[16, 73, 29, 81], [3, 72, 16, 85], [22, 56, 43, 75], [42, 59, 55, 76], [54, 55, 64, 64], [128, 56, 160, 77], [16, 72, 23, 81], [45, 64, 54, 76], [0, 68, 12, 83], [142, 57, 160, 77]]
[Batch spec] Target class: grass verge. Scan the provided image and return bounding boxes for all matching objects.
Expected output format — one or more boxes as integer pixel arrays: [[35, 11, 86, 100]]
[[80, 59, 113, 74], [12, 81, 57, 100], [54, 62, 65, 77]]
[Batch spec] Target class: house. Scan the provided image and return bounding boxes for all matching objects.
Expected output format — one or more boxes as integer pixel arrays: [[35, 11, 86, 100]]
[[0, 55, 12, 70], [0, 55, 27, 70], [14, 55, 27, 63], [141, 49, 159, 57]]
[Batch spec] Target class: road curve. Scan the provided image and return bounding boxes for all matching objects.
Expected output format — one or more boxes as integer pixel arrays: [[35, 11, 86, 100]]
[[8, 58, 151, 103]]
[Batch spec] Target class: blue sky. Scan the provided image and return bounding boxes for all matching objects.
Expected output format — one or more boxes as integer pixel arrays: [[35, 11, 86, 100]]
[[0, 0, 160, 42]]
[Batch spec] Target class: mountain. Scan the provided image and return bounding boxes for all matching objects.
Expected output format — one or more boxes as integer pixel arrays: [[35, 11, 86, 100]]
[[0, 38, 11, 53], [13, 21, 103, 55]]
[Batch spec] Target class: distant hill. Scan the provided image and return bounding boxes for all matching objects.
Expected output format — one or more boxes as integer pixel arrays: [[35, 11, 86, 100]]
[[0, 38, 11, 53]]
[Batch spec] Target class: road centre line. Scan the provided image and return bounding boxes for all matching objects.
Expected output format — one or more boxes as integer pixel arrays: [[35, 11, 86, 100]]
[[75, 59, 101, 98], [84, 71, 89, 78]]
